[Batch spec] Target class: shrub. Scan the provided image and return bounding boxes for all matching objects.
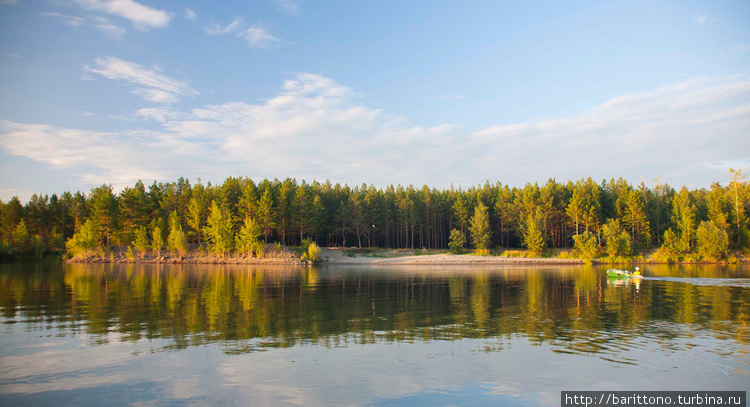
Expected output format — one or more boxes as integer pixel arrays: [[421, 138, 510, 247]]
[[306, 242, 321, 262], [696, 220, 729, 261], [602, 219, 632, 257], [573, 231, 599, 259], [448, 229, 466, 254], [66, 219, 99, 256]]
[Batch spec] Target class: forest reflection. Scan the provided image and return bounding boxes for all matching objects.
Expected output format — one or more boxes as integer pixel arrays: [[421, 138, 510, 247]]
[[1, 263, 748, 357]]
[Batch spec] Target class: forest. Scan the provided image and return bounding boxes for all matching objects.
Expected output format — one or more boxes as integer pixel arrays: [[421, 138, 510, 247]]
[[0, 169, 748, 262]]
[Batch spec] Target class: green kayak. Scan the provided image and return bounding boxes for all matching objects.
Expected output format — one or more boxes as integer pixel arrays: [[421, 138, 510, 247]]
[[606, 267, 642, 278]]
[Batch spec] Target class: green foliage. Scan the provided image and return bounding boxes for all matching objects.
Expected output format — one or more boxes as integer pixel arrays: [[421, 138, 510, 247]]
[[30, 235, 45, 259], [12, 220, 31, 255], [602, 219, 632, 257], [469, 202, 491, 250], [3, 173, 748, 263], [49, 228, 64, 252], [522, 209, 546, 253], [448, 228, 466, 254], [167, 211, 189, 256], [306, 242, 321, 262], [204, 201, 234, 257], [167, 228, 189, 256], [696, 220, 729, 261], [573, 231, 599, 259], [654, 228, 681, 263], [65, 219, 99, 256], [151, 225, 164, 256], [125, 246, 136, 261], [89, 184, 118, 246], [236, 216, 262, 257], [133, 226, 150, 257]]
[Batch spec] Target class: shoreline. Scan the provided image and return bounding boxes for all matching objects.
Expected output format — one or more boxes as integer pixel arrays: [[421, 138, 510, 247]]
[[62, 247, 746, 266]]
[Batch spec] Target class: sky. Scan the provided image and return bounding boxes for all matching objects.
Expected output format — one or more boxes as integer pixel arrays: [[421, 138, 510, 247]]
[[0, 0, 749, 202]]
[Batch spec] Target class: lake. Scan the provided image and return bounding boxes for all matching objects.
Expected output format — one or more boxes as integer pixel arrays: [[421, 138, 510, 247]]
[[0, 262, 748, 406]]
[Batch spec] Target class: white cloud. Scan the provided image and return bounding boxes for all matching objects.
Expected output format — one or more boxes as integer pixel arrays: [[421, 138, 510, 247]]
[[242, 25, 282, 49], [2, 52, 21, 58], [84, 56, 199, 103], [0, 0, 18, 5], [41, 12, 86, 26], [184, 8, 197, 21], [204, 19, 244, 35], [204, 19, 282, 49], [43, 11, 126, 39], [272, 0, 302, 16], [695, 14, 707, 24], [1, 75, 748, 191], [91, 16, 126, 39], [72, 0, 171, 30]]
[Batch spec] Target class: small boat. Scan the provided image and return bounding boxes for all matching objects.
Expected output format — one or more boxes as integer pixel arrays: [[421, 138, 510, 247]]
[[606, 267, 642, 279]]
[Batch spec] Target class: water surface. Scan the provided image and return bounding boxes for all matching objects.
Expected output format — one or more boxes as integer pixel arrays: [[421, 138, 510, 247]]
[[0, 263, 748, 406]]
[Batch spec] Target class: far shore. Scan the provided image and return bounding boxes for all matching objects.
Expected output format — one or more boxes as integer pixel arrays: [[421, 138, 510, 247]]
[[63, 247, 745, 266]]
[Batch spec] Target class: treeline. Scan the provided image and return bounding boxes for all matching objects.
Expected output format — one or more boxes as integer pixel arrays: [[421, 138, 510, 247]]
[[0, 170, 748, 261]]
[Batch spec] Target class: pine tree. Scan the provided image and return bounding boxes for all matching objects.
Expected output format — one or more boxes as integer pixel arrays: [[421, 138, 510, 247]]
[[696, 220, 729, 261], [235, 216, 262, 257], [204, 201, 234, 257], [624, 189, 650, 250], [167, 211, 189, 256], [133, 226, 150, 258], [151, 225, 164, 257], [729, 168, 748, 249], [448, 229, 466, 254], [522, 209, 546, 253], [469, 202, 491, 251]]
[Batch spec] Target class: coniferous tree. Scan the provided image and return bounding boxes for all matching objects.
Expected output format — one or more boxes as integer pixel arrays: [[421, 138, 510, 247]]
[[133, 226, 150, 258], [469, 202, 491, 251], [696, 220, 729, 261], [89, 184, 118, 246], [235, 216, 262, 257], [167, 211, 189, 256], [205, 201, 234, 257], [65, 219, 98, 256], [728, 168, 748, 249], [522, 209, 547, 253], [151, 224, 164, 257]]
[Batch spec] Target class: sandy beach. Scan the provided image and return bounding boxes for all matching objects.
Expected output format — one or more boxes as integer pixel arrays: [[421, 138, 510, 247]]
[[319, 248, 585, 265]]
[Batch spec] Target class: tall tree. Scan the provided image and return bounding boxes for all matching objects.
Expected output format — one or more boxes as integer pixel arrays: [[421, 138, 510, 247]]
[[256, 188, 275, 243], [89, 185, 118, 246], [623, 189, 650, 249], [672, 187, 698, 251], [522, 209, 547, 253], [469, 201, 491, 251], [204, 201, 234, 257], [728, 168, 748, 249], [0, 196, 23, 245]]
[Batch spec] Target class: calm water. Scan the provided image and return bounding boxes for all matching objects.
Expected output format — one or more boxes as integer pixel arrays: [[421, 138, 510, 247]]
[[0, 262, 748, 406]]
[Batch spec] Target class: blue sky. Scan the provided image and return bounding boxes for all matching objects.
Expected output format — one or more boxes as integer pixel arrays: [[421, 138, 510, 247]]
[[1, 0, 749, 202]]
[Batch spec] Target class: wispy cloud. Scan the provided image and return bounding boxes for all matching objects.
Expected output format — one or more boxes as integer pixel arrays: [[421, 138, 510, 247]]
[[43, 11, 126, 39], [184, 8, 197, 21], [91, 16, 126, 39], [41, 12, 86, 26], [2, 51, 21, 58], [1, 75, 748, 191], [0, 0, 19, 5], [694, 14, 717, 25], [272, 0, 302, 16], [83, 56, 199, 103], [204, 19, 282, 49], [72, 0, 171, 30]]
